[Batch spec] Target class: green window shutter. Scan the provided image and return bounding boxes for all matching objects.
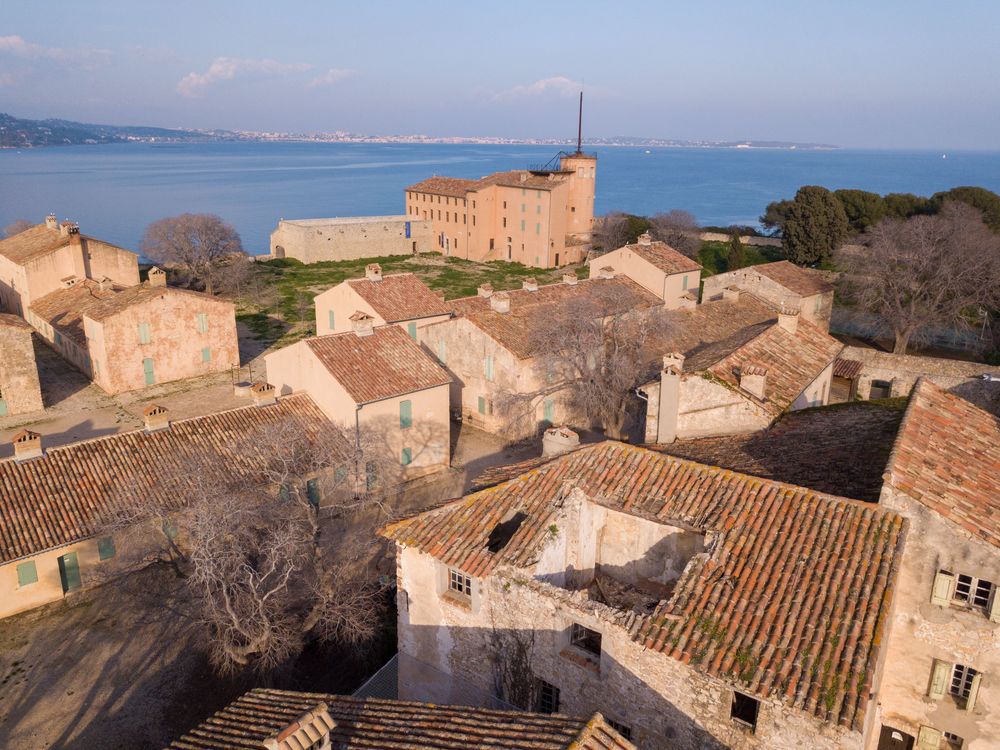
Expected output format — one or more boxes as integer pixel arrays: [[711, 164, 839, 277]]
[[58, 552, 81, 593], [930, 570, 955, 606], [201, 347, 211, 363], [682, 275, 689, 290], [928, 659, 950, 700], [16, 560, 38, 587], [535, 223, 541, 235], [407, 322, 417, 340], [328, 310, 335, 331], [437, 340, 447, 365], [98, 536, 116, 560], [544, 398, 555, 423], [988, 585, 1000, 622], [0, 399, 7, 418], [916, 727, 942, 750], [401, 447, 412, 466], [365, 461, 378, 490], [306, 478, 320, 508], [485, 355, 494, 381], [966, 671, 982, 711], [400, 399, 413, 428], [143, 357, 155, 386], [279, 484, 290, 502], [197, 313, 208, 333], [478, 396, 486, 415], [520, 220, 526, 231], [138, 322, 151, 345]]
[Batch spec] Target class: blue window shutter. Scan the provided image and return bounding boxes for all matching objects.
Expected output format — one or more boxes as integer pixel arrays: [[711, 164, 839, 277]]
[[405, 221, 411, 239]]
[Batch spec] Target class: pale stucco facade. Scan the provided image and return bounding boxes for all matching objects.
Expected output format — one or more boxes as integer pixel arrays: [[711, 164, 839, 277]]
[[588, 245, 701, 309], [313, 280, 450, 337], [269, 216, 434, 263]]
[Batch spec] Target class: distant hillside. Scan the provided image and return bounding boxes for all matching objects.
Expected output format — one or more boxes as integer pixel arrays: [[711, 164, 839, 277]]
[[0, 113, 232, 148]]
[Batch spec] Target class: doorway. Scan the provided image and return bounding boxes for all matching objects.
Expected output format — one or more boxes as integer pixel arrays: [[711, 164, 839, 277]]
[[877, 726, 914, 750], [58, 552, 82, 594]]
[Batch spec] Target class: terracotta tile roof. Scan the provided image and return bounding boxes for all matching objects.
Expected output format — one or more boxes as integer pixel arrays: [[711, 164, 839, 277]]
[[622, 240, 702, 274], [753, 261, 834, 297], [347, 273, 451, 322], [884, 378, 1000, 547], [383, 442, 905, 730], [833, 357, 863, 379], [0, 224, 136, 265], [404, 176, 478, 198], [304, 326, 451, 404], [650, 401, 905, 502], [166, 688, 636, 750], [0, 394, 341, 564], [0, 313, 32, 331], [471, 170, 566, 192], [447, 277, 662, 359]]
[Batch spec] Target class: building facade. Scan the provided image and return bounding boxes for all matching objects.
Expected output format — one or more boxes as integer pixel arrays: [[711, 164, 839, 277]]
[[269, 215, 434, 263], [701, 261, 834, 329], [589, 234, 702, 309], [0, 314, 43, 416], [404, 153, 596, 268]]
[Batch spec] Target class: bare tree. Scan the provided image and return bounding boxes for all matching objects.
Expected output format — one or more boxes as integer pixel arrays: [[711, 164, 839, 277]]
[[648, 209, 702, 258], [838, 201, 1000, 354], [140, 213, 245, 295], [2, 219, 33, 238], [98, 416, 428, 675], [591, 212, 631, 255], [496, 292, 672, 440]]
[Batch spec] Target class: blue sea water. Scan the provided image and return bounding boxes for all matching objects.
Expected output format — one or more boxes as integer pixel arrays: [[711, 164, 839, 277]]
[[1, 141, 998, 254]]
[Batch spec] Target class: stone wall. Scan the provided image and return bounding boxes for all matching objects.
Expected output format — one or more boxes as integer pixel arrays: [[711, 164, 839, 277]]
[[702, 268, 833, 327], [269, 216, 434, 263], [699, 232, 782, 248], [0, 315, 43, 416]]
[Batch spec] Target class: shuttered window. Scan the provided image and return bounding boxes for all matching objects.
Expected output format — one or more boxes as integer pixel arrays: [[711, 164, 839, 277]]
[[201, 347, 211, 363], [306, 478, 320, 508], [328, 310, 335, 331], [137, 322, 151, 345], [407, 322, 417, 340], [98, 536, 116, 560], [196, 313, 208, 333], [437, 340, 447, 365], [484, 355, 494, 382], [16, 560, 37, 587], [401, 447, 412, 466], [544, 398, 555, 423], [400, 400, 412, 429]]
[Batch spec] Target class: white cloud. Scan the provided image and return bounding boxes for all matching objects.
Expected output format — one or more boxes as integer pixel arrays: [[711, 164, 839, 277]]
[[0, 34, 110, 68], [307, 68, 355, 88], [491, 76, 586, 102], [177, 57, 313, 97]]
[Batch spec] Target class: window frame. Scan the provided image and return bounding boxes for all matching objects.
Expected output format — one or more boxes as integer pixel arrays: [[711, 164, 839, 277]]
[[16, 560, 38, 587], [730, 690, 760, 731], [97, 536, 116, 561], [448, 567, 472, 598], [399, 399, 413, 429], [196, 312, 209, 333], [537, 680, 560, 714], [570, 622, 602, 657]]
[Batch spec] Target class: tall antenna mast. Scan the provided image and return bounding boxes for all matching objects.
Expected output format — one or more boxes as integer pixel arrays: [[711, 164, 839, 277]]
[[576, 91, 583, 154]]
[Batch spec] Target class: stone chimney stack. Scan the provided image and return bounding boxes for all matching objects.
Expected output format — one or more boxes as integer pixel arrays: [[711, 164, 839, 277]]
[[477, 283, 494, 298], [638, 232, 652, 246], [350, 311, 375, 337], [522, 278, 538, 292], [148, 266, 167, 288], [45, 214, 58, 230], [143, 404, 170, 432], [598, 265, 615, 280], [490, 291, 510, 314], [59, 221, 79, 238], [542, 425, 580, 457], [562, 271, 578, 286], [740, 364, 768, 400], [96, 277, 113, 293], [12, 430, 43, 462], [365, 263, 382, 282], [656, 353, 685, 444], [778, 307, 800, 334], [722, 286, 741, 302], [251, 381, 277, 407]]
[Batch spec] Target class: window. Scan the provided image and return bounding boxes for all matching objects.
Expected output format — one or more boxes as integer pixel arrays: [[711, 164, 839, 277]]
[[730, 691, 759, 731], [537, 680, 560, 714], [279, 484, 290, 502], [401, 447, 412, 466], [196, 313, 209, 333], [521, 203, 526, 212], [306, 478, 320, 508], [328, 310, 335, 331], [449, 568, 472, 597], [16, 560, 37, 587], [682, 275, 689, 290], [137, 322, 151, 345], [931, 569, 999, 619], [503, 201, 507, 209], [365, 461, 378, 491], [162, 518, 178, 539], [955, 573, 993, 609], [484, 354, 494, 381], [400, 399, 413, 428], [489, 238, 494, 250], [535, 223, 541, 235], [437, 340, 447, 365], [944, 731, 965, 749], [520, 220, 526, 231], [98, 536, 116, 560], [607, 720, 632, 741], [201, 347, 211, 363], [503, 217, 507, 228], [570, 623, 602, 656], [950, 664, 978, 701], [543, 398, 555, 423], [870, 379, 892, 399], [407, 321, 417, 340]]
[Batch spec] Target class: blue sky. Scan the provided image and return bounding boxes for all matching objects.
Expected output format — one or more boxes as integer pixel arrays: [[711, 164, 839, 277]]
[[2, 0, 999, 149]]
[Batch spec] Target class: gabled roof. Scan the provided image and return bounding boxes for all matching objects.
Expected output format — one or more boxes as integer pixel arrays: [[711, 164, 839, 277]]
[[304, 326, 451, 404], [447, 277, 662, 359], [405, 176, 478, 198], [618, 240, 702, 275], [884, 379, 1000, 547], [0, 223, 136, 266], [166, 688, 636, 750], [406, 170, 569, 197], [346, 273, 451, 323], [0, 394, 342, 565], [752, 261, 833, 297], [383, 442, 905, 730]]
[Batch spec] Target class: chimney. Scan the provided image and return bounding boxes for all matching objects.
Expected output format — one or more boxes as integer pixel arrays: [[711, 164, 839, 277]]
[[637, 231, 652, 246], [59, 221, 79, 238], [45, 213, 58, 230], [542, 426, 580, 457], [96, 276, 113, 293], [490, 291, 510, 313], [778, 307, 799, 334], [365, 263, 382, 282], [143, 404, 170, 432], [722, 286, 741, 302], [522, 278, 538, 292], [519, 172, 528, 183], [598, 265, 615, 280], [250, 381, 277, 407], [261, 703, 335, 750], [350, 311, 375, 336], [477, 283, 494, 298], [740, 364, 768, 400], [656, 353, 684, 444], [12, 430, 43, 462], [147, 266, 167, 288], [562, 271, 578, 286], [61, 275, 80, 289]]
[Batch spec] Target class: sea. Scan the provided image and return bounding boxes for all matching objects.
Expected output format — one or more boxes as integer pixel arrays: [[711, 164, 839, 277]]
[[1, 141, 999, 255]]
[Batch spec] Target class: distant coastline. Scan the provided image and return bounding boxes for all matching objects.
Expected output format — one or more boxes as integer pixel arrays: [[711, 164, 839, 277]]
[[0, 112, 837, 151]]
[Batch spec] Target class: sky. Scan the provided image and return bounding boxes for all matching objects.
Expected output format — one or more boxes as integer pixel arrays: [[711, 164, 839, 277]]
[[2, 0, 1000, 149]]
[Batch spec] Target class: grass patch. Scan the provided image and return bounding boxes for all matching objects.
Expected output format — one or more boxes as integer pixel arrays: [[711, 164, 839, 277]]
[[697, 241, 784, 277]]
